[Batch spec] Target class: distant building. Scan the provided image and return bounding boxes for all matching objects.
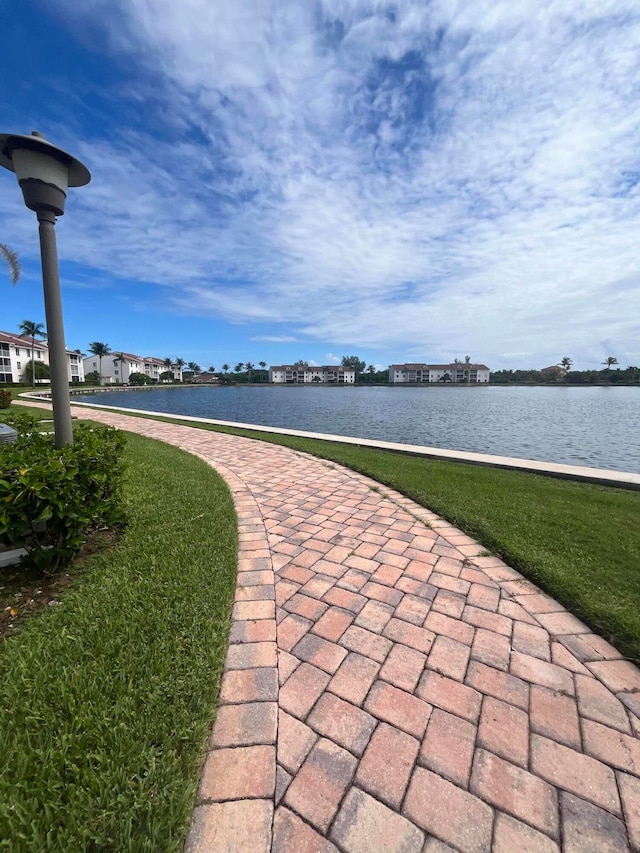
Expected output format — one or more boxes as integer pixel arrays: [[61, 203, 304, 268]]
[[269, 365, 356, 384], [389, 363, 491, 384], [0, 330, 84, 384], [82, 352, 183, 384], [540, 365, 566, 379], [190, 372, 219, 384]]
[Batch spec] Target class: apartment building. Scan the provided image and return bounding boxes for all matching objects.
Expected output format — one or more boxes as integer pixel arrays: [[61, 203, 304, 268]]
[[0, 330, 85, 383], [389, 362, 491, 384], [269, 365, 356, 384], [82, 353, 183, 384]]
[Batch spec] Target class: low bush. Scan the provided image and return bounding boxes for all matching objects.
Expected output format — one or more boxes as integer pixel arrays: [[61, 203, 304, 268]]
[[0, 415, 126, 571], [0, 389, 11, 409], [128, 371, 153, 385]]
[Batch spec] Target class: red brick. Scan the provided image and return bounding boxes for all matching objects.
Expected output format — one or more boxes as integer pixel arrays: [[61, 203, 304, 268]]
[[225, 641, 277, 671], [341, 625, 393, 663], [531, 733, 621, 815], [419, 707, 476, 787], [355, 599, 394, 633], [467, 583, 500, 612], [365, 680, 433, 738], [323, 587, 367, 614], [582, 718, 640, 775], [290, 548, 324, 569], [300, 574, 337, 600], [512, 621, 551, 661], [237, 569, 274, 587], [278, 614, 312, 652], [336, 568, 370, 594], [186, 800, 273, 853], [561, 791, 629, 853], [277, 710, 317, 773], [278, 650, 299, 685], [280, 565, 315, 585], [307, 693, 376, 756], [236, 583, 274, 602], [463, 605, 511, 637], [510, 651, 575, 695], [284, 738, 357, 833], [471, 628, 511, 671], [460, 567, 498, 586], [576, 673, 631, 732], [229, 618, 276, 644], [493, 813, 560, 853], [498, 598, 539, 625], [328, 652, 380, 705], [466, 660, 529, 710], [511, 592, 565, 613], [284, 593, 329, 621], [361, 580, 404, 606], [530, 685, 581, 749], [393, 594, 431, 626], [400, 558, 433, 584], [417, 670, 482, 723], [311, 606, 354, 641], [219, 667, 278, 704], [395, 577, 438, 600], [344, 554, 379, 574], [275, 579, 300, 607], [311, 558, 348, 579], [331, 787, 425, 852], [470, 749, 558, 838], [478, 696, 529, 767], [211, 702, 277, 748], [232, 600, 275, 621], [427, 635, 471, 681], [430, 572, 471, 595], [371, 564, 403, 586], [561, 633, 624, 663], [550, 641, 591, 674], [618, 771, 640, 853], [375, 550, 410, 570], [425, 611, 474, 645], [355, 541, 382, 559], [272, 806, 338, 852], [380, 643, 426, 693], [403, 768, 493, 853], [433, 556, 464, 577], [382, 537, 410, 555], [356, 722, 420, 808], [323, 544, 353, 563], [432, 589, 466, 618], [383, 618, 436, 654], [587, 659, 640, 693], [279, 662, 331, 720], [292, 633, 348, 674], [535, 610, 590, 636], [199, 745, 275, 801]]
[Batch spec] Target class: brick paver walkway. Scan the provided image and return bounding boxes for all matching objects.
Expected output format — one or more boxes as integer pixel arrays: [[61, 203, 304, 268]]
[[21, 404, 640, 851]]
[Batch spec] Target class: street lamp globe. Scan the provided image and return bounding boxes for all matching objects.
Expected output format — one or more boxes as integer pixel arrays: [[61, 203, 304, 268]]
[[0, 131, 91, 447]]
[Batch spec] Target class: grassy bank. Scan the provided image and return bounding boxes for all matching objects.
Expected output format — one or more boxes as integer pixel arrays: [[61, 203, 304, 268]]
[[50, 404, 640, 662], [0, 431, 237, 850]]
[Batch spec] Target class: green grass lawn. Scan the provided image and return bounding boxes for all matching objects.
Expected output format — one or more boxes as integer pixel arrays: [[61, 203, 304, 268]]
[[56, 405, 640, 662], [0, 431, 237, 851]]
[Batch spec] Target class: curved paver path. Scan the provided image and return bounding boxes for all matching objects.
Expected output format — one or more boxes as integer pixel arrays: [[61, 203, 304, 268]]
[[21, 404, 640, 851]]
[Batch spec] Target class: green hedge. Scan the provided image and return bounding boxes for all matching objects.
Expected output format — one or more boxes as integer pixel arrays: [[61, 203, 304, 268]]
[[0, 413, 125, 571]]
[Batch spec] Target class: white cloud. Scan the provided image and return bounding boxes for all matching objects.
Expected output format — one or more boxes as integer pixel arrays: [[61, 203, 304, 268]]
[[6, 0, 640, 367]]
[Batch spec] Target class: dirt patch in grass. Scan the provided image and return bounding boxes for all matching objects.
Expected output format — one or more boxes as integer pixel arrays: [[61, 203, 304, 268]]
[[0, 529, 119, 641]]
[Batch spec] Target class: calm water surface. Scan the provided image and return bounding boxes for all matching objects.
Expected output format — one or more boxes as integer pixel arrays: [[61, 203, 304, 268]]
[[75, 385, 640, 473]]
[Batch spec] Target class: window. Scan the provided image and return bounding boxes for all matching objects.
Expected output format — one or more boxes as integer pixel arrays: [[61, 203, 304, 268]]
[[0, 373, 12, 383], [17, 361, 21, 369]]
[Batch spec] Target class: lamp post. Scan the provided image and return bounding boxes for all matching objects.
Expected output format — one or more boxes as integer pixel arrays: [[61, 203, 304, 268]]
[[0, 131, 91, 447]]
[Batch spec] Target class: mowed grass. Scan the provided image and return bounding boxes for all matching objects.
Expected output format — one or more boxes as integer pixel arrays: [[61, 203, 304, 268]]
[[67, 406, 640, 663], [0, 431, 237, 851]]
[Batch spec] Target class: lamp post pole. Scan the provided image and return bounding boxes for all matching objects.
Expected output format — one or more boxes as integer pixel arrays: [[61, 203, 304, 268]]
[[0, 131, 91, 448], [37, 209, 73, 446]]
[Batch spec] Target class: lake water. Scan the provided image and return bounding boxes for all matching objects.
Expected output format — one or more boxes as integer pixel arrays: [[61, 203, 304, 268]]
[[74, 385, 640, 473]]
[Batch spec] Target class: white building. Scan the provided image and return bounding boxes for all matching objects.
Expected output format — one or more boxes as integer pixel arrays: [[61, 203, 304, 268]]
[[82, 352, 182, 384], [269, 365, 356, 384], [389, 362, 491, 384], [0, 330, 85, 384]]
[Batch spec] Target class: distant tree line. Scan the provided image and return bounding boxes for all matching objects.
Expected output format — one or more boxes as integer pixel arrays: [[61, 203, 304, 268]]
[[491, 359, 639, 385]]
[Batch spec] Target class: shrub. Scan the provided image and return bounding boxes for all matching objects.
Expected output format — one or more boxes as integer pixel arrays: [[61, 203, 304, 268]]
[[128, 371, 152, 385], [0, 389, 11, 409], [0, 420, 126, 572]]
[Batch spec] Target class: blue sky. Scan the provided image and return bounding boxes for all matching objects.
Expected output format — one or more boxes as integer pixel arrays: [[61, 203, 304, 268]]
[[2, 0, 640, 371]]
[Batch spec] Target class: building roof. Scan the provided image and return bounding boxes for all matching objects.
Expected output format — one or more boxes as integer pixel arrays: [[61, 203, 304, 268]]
[[390, 363, 490, 371], [0, 330, 48, 350]]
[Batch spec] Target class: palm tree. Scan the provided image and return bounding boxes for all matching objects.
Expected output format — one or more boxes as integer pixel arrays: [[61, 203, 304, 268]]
[[1, 244, 21, 284], [259, 361, 267, 381], [222, 364, 230, 373], [367, 364, 376, 384], [162, 357, 174, 382], [175, 357, 185, 382], [234, 363, 244, 374], [602, 356, 619, 381], [18, 320, 46, 387], [208, 365, 215, 373], [187, 361, 199, 376], [88, 342, 111, 386], [113, 352, 126, 383], [560, 357, 572, 371], [245, 361, 255, 383]]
